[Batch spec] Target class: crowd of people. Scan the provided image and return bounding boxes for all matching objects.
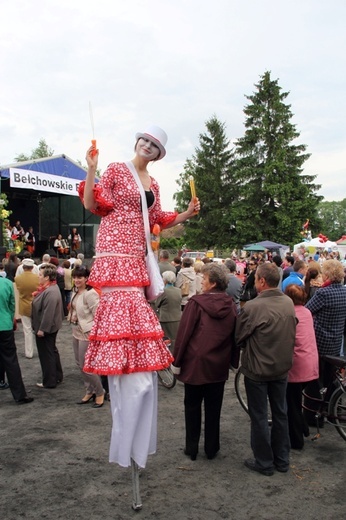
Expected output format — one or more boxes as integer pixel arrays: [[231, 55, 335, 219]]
[[1, 239, 346, 472], [0, 250, 87, 398], [1, 124, 346, 497], [2, 243, 344, 475], [168, 248, 346, 472]]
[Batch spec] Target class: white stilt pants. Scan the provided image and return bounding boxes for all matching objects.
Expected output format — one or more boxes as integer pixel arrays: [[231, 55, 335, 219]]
[[108, 371, 158, 468]]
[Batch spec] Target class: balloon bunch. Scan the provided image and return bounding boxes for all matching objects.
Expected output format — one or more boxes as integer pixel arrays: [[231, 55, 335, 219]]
[[318, 233, 328, 243], [300, 219, 311, 241]]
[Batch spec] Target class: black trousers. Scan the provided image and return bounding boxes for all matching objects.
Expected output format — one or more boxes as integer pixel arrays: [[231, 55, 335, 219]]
[[184, 381, 225, 458], [245, 377, 290, 471], [36, 332, 63, 388], [0, 330, 27, 401], [0, 356, 5, 381], [286, 382, 310, 449]]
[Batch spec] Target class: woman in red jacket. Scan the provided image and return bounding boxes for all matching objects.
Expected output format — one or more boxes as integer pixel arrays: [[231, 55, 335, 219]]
[[172, 263, 237, 460]]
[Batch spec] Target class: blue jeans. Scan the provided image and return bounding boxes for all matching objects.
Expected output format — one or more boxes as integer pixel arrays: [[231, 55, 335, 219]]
[[245, 376, 290, 471]]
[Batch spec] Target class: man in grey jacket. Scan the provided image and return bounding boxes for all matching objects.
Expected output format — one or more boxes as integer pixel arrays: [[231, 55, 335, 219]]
[[235, 263, 296, 476], [225, 259, 243, 314]]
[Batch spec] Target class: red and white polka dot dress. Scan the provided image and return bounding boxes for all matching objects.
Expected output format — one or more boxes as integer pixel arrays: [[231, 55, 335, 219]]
[[79, 162, 177, 375]]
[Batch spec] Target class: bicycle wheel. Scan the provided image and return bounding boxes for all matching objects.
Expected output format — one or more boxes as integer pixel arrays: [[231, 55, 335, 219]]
[[157, 367, 176, 389], [328, 388, 346, 441], [234, 370, 249, 414], [234, 370, 272, 424]]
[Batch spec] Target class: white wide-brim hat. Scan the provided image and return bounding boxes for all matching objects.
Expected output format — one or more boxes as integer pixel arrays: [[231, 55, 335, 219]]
[[22, 258, 35, 267], [135, 125, 167, 160]]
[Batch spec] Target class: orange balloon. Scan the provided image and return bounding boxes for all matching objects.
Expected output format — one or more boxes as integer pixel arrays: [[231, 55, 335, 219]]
[[151, 241, 160, 251], [152, 224, 161, 235]]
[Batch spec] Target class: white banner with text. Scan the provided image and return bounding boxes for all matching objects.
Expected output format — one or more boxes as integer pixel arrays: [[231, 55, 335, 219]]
[[9, 168, 81, 197]]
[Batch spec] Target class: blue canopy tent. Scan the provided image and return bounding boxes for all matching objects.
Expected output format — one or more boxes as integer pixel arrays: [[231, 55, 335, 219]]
[[0, 155, 98, 256], [243, 243, 266, 251], [256, 240, 289, 250]]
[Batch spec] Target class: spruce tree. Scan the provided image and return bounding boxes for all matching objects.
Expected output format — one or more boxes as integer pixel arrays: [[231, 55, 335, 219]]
[[174, 116, 237, 250], [232, 71, 322, 246]]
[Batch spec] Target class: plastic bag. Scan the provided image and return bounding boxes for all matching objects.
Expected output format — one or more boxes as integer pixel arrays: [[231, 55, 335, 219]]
[[145, 251, 164, 301]]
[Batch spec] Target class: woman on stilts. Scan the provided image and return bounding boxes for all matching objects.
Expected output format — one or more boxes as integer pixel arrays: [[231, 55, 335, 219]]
[[80, 125, 200, 507]]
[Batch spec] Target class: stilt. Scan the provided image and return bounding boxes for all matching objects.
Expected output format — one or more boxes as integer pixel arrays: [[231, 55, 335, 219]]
[[131, 458, 142, 511]]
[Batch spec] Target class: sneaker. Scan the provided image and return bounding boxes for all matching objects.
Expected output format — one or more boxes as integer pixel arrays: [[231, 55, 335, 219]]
[[0, 381, 10, 390], [244, 458, 274, 476]]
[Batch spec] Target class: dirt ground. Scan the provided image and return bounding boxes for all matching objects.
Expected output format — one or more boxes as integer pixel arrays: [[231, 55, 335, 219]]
[[1, 319, 345, 520]]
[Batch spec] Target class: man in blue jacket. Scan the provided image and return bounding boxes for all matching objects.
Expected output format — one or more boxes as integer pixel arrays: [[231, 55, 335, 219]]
[[282, 260, 307, 292]]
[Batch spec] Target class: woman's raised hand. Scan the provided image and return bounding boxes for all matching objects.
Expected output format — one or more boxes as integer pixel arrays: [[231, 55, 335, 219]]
[[187, 197, 200, 217], [86, 145, 99, 170]]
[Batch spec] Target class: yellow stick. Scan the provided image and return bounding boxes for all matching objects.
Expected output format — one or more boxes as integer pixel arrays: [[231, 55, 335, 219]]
[[189, 176, 198, 214], [189, 176, 196, 199]]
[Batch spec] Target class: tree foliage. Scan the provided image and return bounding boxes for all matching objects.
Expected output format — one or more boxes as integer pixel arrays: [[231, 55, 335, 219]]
[[231, 71, 322, 246], [13, 138, 103, 178], [14, 138, 54, 162], [316, 199, 346, 241], [173, 73, 323, 251], [174, 116, 237, 249]]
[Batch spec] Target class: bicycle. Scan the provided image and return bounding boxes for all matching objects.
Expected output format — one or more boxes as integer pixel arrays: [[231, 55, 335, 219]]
[[234, 354, 346, 441], [157, 337, 176, 389]]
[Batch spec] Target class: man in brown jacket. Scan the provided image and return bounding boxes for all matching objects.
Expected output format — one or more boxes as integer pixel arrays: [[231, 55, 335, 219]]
[[236, 263, 296, 476], [14, 259, 39, 358]]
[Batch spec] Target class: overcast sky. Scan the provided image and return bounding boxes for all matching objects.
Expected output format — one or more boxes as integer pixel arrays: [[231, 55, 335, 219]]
[[1, 0, 345, 210]]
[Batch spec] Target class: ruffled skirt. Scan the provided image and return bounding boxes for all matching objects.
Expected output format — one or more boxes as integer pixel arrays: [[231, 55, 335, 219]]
[[84, 288, 173, 375]]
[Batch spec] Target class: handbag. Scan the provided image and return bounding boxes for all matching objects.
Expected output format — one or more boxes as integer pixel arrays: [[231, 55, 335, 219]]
[[180, 274, 190, 297], [126, 161, 164, 301]]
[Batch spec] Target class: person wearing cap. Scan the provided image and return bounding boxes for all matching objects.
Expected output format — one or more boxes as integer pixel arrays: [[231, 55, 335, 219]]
[[79, 125, 200, 470], [14, 259, 39, 358], [16, 252, 39, 276]]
